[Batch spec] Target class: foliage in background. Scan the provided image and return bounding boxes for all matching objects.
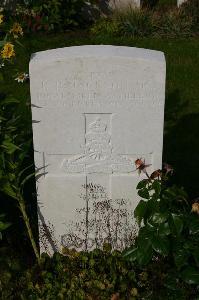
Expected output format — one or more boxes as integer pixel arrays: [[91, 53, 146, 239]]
[[180, 0, 199, 32], [91, 0, 199, 37], [4, 0, 101, 32]]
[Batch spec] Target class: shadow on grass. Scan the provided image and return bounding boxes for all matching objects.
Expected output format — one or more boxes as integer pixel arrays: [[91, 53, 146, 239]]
[[164, 90, 199, 199]]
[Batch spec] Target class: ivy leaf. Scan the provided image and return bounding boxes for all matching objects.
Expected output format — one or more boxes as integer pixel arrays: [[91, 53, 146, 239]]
[[181, 267, 199, 284], [152, 235, 170, 256], [134, 200, 147, 226]]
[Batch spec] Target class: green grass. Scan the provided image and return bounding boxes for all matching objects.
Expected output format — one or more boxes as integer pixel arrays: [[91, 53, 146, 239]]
[[2, 32, 199, 198]]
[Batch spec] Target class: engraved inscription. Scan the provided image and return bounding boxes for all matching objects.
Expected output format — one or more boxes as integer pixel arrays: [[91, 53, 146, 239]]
[[35, 70, 164, 108]]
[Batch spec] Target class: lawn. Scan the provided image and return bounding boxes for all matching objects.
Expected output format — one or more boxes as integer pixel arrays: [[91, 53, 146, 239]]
[[2, 32, 199, 198]]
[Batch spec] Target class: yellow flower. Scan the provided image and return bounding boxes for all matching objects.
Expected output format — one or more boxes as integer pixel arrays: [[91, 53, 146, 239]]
[[192, 203, 199, 215], [1, 43, 15, 59], [131, 287, 138, 297], [0, 14, 3, 25], [10, 23, 23, 38]]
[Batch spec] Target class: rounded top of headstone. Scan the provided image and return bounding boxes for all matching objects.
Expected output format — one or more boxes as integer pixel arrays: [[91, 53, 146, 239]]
[[30, 45, 165, 67]]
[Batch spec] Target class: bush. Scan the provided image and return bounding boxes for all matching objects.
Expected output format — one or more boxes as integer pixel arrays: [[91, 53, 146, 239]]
[[91, 8, 154, 37], [180, 0, 199, 33], [124, 161, 199, 297], [5, 0, 101, 32], [117, 8, 154, 37], [0, 247, 197, 299], [153, 9, 193, 37], [91, 0, 198, 38]]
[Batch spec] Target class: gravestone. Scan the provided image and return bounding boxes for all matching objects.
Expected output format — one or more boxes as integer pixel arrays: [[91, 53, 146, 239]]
[[30, 45, 166, 255], [108, 0, 140, 9], [177, 0, 187, 6]]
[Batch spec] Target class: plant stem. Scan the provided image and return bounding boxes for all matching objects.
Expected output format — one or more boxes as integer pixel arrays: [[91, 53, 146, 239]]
[[18, 194, 40, 263]]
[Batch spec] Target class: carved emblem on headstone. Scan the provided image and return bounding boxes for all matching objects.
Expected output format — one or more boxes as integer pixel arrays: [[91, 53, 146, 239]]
[[62, 117, 135, 174]]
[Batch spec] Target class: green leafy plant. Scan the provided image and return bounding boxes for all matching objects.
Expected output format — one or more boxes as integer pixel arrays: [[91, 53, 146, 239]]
[[0, 14, 40, 262], [12, 0, 100, 32], [0, 93, 40, 262], [0, 214, 11, 240], [124, 160, 199, 288], [91, 2, 197, 38]]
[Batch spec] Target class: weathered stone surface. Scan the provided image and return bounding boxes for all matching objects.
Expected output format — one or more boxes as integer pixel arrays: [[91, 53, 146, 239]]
[[30, 45, 166, 254]]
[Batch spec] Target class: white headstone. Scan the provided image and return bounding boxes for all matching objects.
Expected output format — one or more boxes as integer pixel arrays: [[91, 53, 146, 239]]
[[30, 45, 166, 255], [109, 0, 140, 9], [177, 0, 187, 6]]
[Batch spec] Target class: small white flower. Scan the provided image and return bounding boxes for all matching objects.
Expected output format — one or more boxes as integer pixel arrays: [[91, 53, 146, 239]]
[[15, 72, 29, 83], [0, 62, 5, 68]]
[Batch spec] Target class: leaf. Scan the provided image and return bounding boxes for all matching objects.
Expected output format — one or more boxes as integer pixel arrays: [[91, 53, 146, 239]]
[[18, 164, 34, 179], [123, 247, 137, 262], [15, 39, 24, 48], [138, 188, 150, 199], [0, 41, 6, 47], [151, 180, 161, 196], [1, 140, 20, 154], [189, 217, 199, 235], [1, 97, 19, 105], [0, 221, 11, 231], [170, 214, 183, 235], [152, 235, 170, 256], [181, 267, 199, 284], [164, 273, 179, 291], [136, 239, 152, 265], [20, 173, 36, 193], [158, 222, 170, 236], [151, 212, 168, 224], [193, 249, 199, 266], [134, 200, 147, 225], [1, 184, 18, 200], [136, 179, 148, 190], [174, 249, 189, 268]]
